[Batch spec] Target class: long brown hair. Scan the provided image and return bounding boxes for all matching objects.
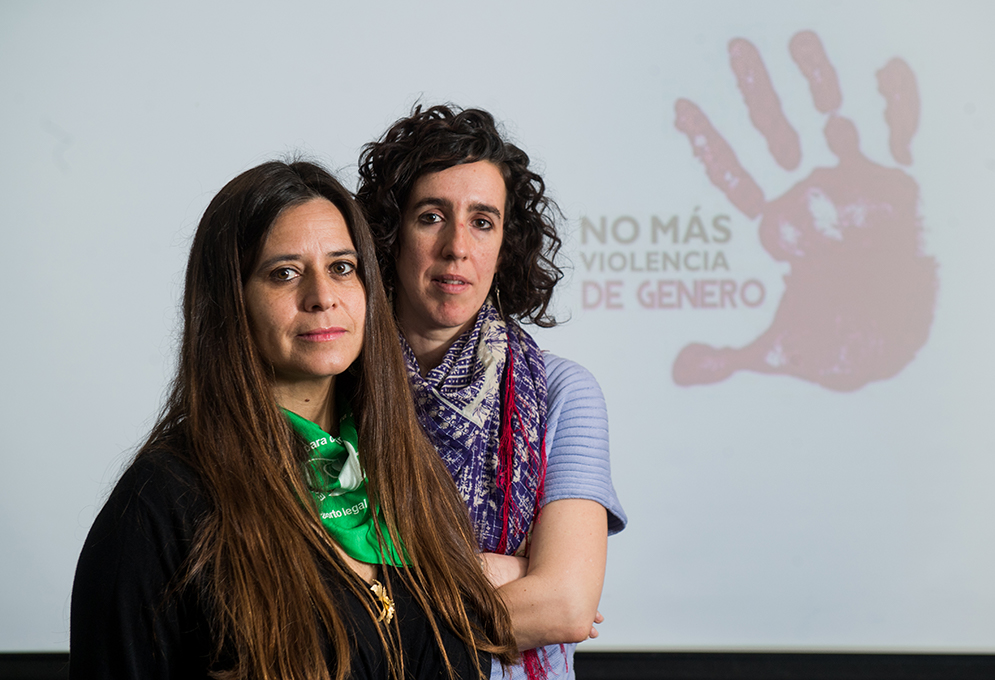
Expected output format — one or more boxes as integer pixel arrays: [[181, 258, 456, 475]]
[[143, 160, 516, 679]]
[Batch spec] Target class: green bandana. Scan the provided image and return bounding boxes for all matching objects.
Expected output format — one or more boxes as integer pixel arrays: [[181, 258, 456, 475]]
[[283, 407, 407, 566]]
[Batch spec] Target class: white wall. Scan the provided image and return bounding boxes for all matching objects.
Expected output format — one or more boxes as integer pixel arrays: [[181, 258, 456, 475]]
[[2, 0, 993, 652]]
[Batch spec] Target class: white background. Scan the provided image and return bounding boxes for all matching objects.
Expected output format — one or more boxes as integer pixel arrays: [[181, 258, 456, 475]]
[[2, 0, 994, 652]]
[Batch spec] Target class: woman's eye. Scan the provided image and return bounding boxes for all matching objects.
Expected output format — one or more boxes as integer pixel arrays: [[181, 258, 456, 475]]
[[418, 212, 443, 225], [271, 267, 299, 282], [331, 261, 356, 276], [472, 217, 494, 230]]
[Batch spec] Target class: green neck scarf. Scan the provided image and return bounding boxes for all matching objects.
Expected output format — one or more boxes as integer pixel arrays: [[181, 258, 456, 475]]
[[283, 407, 407, 566]]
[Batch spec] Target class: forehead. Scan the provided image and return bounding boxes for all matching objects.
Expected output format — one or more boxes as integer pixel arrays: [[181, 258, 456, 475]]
[[262, 198, 354, 250], [408, 161, 507, 208]]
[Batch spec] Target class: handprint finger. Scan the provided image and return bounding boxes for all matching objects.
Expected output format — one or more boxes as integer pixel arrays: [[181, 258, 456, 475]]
[[824, 115, 862, 162], [674, 98, 765, 218], [789, 30, 842, 113], [877, 58, 919, 165], [729, 38, 801, 171]]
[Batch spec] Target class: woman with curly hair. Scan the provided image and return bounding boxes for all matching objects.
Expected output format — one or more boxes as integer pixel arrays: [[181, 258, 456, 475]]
[[70, 160, 517, 680], [357, 106, 627, 680]]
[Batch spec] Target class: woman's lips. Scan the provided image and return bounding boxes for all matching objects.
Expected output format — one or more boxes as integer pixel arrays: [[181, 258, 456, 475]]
[[298, 327, 346, 342], [432, 274, 469, 294]]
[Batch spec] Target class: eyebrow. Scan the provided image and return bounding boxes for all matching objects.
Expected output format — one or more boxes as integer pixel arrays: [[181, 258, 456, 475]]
[[410, 196, 503, 219], [255, 249, 359, 272]]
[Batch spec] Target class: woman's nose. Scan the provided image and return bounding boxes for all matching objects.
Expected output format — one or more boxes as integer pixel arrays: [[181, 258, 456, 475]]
[[440, 222, 469, 259], [303, 273, 337, 311]]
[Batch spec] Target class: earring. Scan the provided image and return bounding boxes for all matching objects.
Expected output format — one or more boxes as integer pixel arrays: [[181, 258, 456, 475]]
[[494, 281, 505, 318]]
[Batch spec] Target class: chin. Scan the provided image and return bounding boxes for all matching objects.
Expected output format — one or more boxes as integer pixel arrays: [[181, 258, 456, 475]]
[[434, 304, 481, 329], [432, 315, 476, 334]]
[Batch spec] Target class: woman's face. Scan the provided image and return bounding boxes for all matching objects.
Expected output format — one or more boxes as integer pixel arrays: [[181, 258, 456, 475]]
[[394, 161, 505, 343], [244, 198, 366, 396]]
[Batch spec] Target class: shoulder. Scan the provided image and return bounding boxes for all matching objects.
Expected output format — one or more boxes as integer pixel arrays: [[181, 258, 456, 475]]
[[76, 445, 209, 587], [541, 352, 607, 451], [71, 445, 215, 677], [543, 353, 605, 409], [543, 351, 596, 384], [99, 447, 207, 537], [119, 446, 202, 496]]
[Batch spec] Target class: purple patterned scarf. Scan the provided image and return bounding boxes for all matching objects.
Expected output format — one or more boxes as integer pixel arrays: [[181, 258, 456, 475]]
[[400, 299, 547, 555]]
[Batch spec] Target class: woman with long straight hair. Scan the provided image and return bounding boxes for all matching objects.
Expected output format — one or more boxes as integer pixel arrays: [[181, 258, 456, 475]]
[[70, 160, 516, 680]]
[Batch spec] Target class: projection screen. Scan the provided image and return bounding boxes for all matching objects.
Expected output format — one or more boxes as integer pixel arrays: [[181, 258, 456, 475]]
[[2, 0, 993, 653]]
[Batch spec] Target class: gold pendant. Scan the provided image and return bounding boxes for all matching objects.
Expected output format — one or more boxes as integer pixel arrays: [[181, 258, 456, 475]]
[[369, 580, 395, 624]]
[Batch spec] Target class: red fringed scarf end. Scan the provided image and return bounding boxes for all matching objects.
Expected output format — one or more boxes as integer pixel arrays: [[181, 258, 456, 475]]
[[495, 330, 547, 555]]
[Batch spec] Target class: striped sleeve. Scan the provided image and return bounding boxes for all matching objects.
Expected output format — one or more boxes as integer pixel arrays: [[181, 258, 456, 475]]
[[542, 353, 627, 534]]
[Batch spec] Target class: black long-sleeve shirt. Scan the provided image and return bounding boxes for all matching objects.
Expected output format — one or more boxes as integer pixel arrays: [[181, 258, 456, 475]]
[[70, 449, 484, 679]]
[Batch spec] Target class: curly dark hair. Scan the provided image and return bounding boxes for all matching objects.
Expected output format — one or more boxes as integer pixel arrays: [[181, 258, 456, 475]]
[[356, 104, 563, 327]]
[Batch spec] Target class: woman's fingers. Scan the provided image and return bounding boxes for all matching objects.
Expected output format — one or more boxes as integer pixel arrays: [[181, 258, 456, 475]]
[[674, 98, 766, 218], [877, 58, 919, 165], [480, 552, 529, 589], [729, 38, 801, 171], [588, 611, 605, 638], [790, 30, 842, 114]]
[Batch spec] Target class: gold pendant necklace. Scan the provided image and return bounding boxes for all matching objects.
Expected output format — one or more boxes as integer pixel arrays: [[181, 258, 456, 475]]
[[369, 580, 395, 624]]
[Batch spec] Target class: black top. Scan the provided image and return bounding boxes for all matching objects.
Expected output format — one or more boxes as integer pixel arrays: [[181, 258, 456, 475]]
[[70, 449, 486, 679]]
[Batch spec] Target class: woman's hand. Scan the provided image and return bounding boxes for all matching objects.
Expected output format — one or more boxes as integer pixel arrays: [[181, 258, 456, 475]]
[[589, 610, 604, 639], [480, 552, 529, 589], [483, 551, 607, 640], [492, 498, 608, 651]]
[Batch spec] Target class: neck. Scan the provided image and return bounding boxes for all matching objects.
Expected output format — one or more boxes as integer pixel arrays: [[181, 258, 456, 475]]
[[398, 316, 478, 377], [394, 299, 482, 375], [273, 377, 338, 433], [402, 331, 458, 376]]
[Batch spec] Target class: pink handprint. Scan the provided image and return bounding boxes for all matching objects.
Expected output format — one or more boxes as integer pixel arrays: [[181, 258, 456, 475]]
[[672, 31, 937, 392]]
